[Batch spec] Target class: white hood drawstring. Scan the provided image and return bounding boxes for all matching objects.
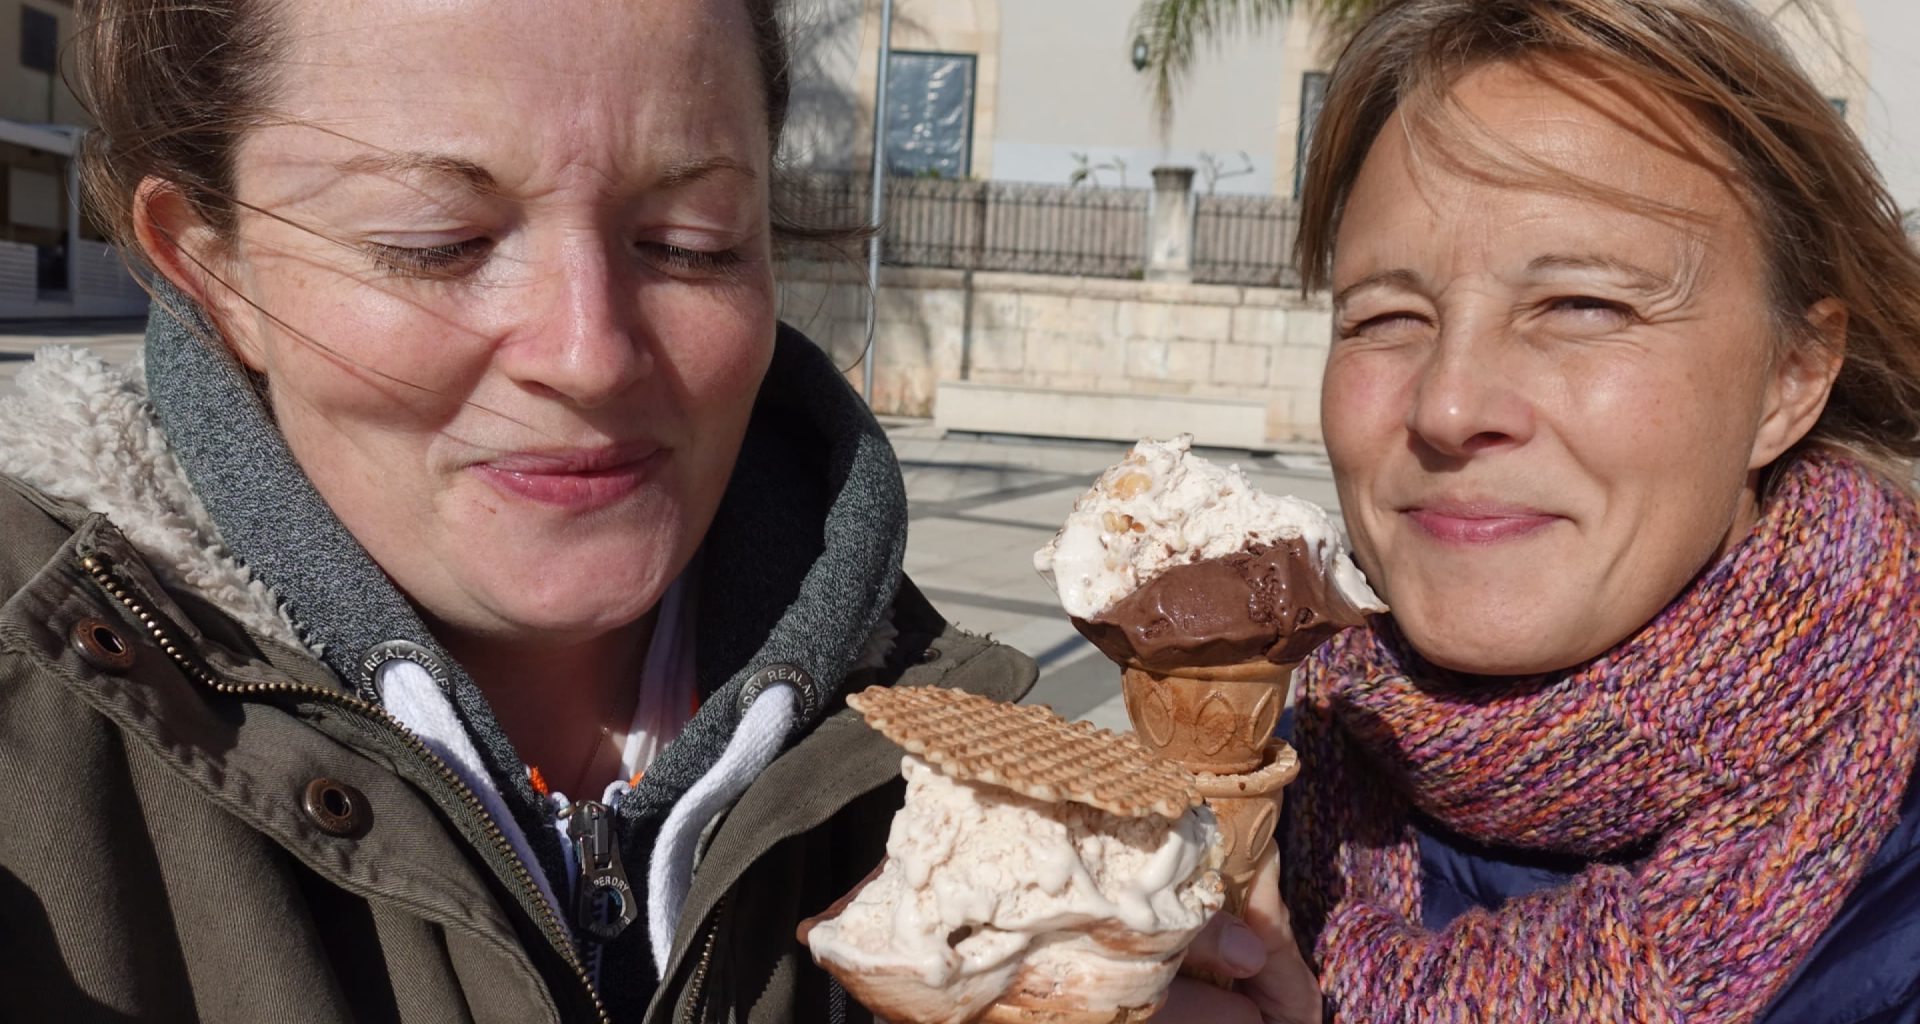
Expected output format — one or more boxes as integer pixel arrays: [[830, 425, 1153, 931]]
[[377, 657, 568, 926], [646, 681, 799, 976]]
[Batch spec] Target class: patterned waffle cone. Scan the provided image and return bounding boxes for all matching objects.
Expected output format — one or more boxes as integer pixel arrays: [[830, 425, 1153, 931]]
[[1191, 740, 1299, 916], [1120, 659, 1295, 775], [1114, 655, 1302, 990], [1181, 739, 1300, 988]]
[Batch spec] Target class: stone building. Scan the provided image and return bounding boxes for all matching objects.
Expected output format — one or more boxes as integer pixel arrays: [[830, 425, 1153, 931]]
[[783, 0, 1914, 207], [1, 0, 146, 318], [778, 0, 1920, 443]]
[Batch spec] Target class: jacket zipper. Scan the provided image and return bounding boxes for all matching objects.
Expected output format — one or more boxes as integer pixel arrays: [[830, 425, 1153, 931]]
[[562, 798, 639, 941], [681, 893, 728, 1024], [82, 555, 613, 1024]]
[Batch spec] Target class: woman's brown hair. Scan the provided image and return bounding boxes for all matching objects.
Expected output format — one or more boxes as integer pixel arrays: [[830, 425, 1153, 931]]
[[1296, 0, 1920, 476]]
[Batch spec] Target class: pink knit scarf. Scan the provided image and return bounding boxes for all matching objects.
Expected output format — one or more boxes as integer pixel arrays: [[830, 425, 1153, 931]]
[[1282, 452, 1920, 1023]]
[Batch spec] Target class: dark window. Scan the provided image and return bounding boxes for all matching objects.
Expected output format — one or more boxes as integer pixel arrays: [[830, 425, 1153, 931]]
[[21, 6, 58, 75], [884, 51, 977, 179], [1294, 71, 1329, 199]]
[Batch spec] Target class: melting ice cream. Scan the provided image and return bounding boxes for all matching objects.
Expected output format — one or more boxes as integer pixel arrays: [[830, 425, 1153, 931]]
[[1035, 435, 1385, 670], [803, 756, 1222, 1024]]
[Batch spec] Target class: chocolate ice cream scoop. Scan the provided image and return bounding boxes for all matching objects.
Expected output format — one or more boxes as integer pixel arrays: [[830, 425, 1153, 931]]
[[1073, 538, 1374, 672]]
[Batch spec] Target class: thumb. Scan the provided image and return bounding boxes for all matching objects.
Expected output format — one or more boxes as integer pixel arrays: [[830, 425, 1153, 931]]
[[1238, 851, 1323, 1023]]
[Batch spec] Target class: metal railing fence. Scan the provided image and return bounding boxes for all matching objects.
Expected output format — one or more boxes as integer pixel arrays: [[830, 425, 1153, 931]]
[[1192, 193, 1303, 288], [778, 173, 1301, 287]]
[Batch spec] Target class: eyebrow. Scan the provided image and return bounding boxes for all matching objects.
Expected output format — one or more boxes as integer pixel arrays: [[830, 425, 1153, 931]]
[[332, 152, 757, 193], [656, 155, 759, 188], [1333, 268, 1423, 310], [334, 152, 500, 196], [1526, 253, 1678, 294], [1332, 254, 1682, 309]]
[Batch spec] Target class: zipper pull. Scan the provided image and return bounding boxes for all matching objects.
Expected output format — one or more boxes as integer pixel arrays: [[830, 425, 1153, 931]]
[[562, 799, 638, 942]]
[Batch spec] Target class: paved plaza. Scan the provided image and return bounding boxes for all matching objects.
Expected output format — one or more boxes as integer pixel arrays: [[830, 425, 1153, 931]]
[[1, 319, 1339, 730]]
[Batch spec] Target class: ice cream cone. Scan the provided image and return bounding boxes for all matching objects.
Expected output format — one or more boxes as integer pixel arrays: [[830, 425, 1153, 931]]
[[1178, 740, 1298, 988], [977, 989, 1167, 1023], [1120, 659, 1294, 775], [1191, 740, 1298, 915]]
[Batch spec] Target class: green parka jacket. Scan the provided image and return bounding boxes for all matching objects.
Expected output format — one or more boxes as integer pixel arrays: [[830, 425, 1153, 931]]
[[0, 342, 1037, 1023]]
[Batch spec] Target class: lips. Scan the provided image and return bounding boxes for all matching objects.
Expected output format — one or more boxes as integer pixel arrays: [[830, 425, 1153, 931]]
[[470, 442, 665, 510], [1402, 499, 1562, 544]]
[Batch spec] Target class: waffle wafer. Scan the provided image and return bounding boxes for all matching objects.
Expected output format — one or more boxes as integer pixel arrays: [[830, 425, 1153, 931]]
[[846, 686, 1200, 820]]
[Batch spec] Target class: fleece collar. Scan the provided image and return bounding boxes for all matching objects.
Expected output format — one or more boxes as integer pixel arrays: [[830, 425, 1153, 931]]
[[0, 344, 301, 648]]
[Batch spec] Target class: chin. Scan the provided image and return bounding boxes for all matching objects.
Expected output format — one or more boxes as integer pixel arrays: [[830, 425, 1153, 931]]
[[477, 553, 677, 639], [1390, 594, 1614, 678]]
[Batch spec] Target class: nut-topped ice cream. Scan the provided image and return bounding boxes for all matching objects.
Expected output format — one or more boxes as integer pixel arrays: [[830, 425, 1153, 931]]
[[1035, 435, 1385, 671]]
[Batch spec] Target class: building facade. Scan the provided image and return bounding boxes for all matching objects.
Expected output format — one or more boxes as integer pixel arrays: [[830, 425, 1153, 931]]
[[1, 0, 146, 319], [784, 0, 1920, 215]]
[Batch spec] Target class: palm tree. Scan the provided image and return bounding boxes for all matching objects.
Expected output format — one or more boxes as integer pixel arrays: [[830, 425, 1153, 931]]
[[1128, 0, 1386, 130]]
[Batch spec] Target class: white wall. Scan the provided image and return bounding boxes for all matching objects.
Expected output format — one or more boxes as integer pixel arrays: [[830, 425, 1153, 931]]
[[782, 0, 867, 173], [995, 0, 1287, 193], [1857, 0, 1920, 214]]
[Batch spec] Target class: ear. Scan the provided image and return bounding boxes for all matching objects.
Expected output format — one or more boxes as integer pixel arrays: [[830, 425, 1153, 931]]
[[132, 178, 222, 309], [1749, 298, 1846, 469], [131, 178, 268, 372]]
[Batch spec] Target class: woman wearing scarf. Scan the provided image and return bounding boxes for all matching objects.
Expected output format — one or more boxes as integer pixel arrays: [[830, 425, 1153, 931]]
[[1252, 1, 1920, 1022]]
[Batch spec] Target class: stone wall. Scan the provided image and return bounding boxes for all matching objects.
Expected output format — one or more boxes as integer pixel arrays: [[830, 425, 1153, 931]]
[[776, 260, 1332, 446]]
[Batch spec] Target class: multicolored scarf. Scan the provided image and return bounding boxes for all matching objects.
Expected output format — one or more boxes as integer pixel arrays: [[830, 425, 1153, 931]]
[[1283, 451, 1920, 1023]]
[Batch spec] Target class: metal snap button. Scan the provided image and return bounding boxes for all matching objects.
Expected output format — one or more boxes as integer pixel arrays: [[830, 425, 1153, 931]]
[[918, 646, 943, 664], [302, 778, 370, 838], [738, 663, 820, 722], [71, 618, 136, 672], [357, 640, 451, 704]]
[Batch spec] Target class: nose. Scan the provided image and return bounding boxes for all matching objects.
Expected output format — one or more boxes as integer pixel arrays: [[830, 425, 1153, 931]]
[[1405, 323, 1534, 459], [500, 233, 653, 409]]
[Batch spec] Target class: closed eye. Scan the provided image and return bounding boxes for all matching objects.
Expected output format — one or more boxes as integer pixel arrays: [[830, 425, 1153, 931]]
[[641, 242, 744, 277], [365, 238, 493, 279], [1341, 311, 1432, 341], [1547, 295, 1636, 319]]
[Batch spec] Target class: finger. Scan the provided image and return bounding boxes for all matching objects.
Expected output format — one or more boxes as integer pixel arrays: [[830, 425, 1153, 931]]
[[1236, 853, 1323, 1023], [1180, 908, 1269, 981], [1239, 848, 1295, 952], [1152, 977, 1264, 1023]]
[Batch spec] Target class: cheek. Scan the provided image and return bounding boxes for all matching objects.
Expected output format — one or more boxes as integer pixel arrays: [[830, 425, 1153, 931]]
[[238, 246, 495, 412], [1557, 337, 1767, 491], [1322, 347, 1412, 480], [653, 278, 778, 423]]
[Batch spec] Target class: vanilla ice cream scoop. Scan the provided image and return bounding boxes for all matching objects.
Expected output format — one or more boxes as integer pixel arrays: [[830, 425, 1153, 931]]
[[1035, 435, 1384, 626], [803, 756, 1223, 1024]]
